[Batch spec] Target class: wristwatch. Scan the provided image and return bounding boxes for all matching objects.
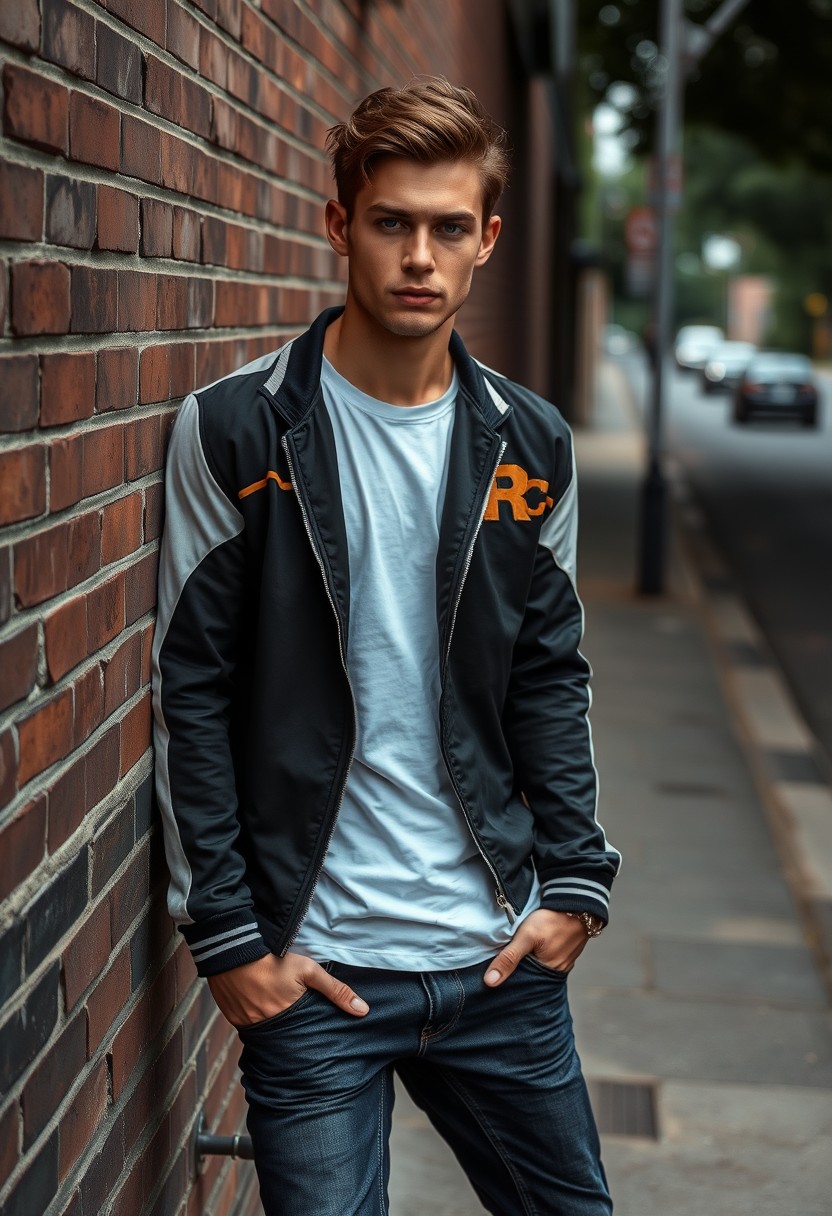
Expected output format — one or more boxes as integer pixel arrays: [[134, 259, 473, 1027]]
[[566, 911, 605, 938]]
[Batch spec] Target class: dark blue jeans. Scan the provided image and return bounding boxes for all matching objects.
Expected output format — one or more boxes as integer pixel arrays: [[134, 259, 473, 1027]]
[[238, 957, 612, 1215]]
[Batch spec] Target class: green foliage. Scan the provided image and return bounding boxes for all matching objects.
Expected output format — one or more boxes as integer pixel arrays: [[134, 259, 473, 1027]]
[[578, 0, 832, 175]]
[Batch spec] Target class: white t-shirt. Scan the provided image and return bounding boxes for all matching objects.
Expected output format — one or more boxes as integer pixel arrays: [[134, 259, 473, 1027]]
[[291, 357, 538, 970]]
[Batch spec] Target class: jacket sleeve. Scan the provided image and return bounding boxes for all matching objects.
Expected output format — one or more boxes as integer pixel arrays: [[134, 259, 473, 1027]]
[[151, 393, 271, 976], [502, 429, 621, 923]]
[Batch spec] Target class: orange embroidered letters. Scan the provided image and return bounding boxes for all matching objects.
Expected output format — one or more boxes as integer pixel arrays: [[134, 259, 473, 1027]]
[[484, 464, 554, 521]]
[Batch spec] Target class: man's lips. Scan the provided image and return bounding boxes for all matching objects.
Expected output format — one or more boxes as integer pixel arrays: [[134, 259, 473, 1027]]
[[392, 288, 441, 302]]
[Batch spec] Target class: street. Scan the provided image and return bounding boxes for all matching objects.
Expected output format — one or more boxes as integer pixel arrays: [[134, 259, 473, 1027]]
[[623, 354, 832, 777]]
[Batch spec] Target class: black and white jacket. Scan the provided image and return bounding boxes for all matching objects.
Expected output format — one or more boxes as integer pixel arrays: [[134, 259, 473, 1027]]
[[151, 307, 621, 976]]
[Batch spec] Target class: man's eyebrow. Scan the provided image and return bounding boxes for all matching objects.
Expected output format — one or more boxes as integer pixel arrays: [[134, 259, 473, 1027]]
[[365, 204, 477, 223]]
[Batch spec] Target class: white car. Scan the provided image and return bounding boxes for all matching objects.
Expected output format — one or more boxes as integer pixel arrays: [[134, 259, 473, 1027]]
[[674, 324, 725, 371], [701, 341, 756, 394]]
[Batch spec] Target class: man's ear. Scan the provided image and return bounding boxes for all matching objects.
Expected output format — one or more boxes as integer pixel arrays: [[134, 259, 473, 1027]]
[[475, 215, 501, 267], [325, 199, 349, 257]]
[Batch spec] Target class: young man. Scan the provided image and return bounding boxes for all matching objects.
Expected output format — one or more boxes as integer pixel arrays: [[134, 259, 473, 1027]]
[[153, 77, 620, 1215]]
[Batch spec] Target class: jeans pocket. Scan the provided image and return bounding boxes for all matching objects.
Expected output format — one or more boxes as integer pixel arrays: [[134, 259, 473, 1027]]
[[236, 960, 334, 1036], [520, 953, 571, 980]]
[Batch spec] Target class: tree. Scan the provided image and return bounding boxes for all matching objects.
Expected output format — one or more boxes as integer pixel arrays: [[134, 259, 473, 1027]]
[[578, 0, 832, 176]]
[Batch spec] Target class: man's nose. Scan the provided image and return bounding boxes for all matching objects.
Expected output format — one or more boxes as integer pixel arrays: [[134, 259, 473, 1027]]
[[402, 228, 434, 271]]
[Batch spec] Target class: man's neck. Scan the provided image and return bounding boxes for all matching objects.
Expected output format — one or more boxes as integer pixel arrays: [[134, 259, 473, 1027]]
[[322, 304, 455, 408]]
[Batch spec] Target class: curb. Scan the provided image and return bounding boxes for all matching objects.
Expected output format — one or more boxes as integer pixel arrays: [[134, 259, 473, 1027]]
[[669, 474, 832, 998]]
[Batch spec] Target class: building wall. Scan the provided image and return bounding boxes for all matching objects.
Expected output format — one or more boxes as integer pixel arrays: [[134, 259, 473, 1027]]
[[0, 4, 556, 1214]]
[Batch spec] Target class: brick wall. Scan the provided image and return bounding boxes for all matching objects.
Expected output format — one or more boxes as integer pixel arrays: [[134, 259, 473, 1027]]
[[0, 4, 555, 1214]]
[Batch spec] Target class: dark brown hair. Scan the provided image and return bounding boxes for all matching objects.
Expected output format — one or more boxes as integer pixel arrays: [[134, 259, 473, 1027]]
[[326, 76, 511, 223]]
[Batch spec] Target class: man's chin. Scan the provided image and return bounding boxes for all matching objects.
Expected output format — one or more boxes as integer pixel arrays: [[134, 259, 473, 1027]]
[[382, 306, 456, 339]]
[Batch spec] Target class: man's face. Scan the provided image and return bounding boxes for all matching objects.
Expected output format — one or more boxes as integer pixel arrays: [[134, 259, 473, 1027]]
[[325, 157, 501, 339]]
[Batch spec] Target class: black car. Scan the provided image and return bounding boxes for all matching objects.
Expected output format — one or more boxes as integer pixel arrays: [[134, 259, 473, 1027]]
[[733, 352, 819, 427]]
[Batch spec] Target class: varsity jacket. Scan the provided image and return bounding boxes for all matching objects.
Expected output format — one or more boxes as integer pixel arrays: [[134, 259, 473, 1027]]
[[151, 307, 621, 977]]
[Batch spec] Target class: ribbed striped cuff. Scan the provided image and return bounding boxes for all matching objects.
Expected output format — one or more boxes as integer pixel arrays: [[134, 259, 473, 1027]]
[[538, 875, 610, 924], [183, 915, 271, 977]]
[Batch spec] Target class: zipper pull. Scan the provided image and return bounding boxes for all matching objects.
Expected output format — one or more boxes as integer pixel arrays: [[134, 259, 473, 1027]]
[[496, 890, 517, 925]]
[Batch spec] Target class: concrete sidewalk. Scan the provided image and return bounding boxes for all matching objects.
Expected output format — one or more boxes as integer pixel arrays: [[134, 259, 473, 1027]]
[[388, 363, 832, 1215]]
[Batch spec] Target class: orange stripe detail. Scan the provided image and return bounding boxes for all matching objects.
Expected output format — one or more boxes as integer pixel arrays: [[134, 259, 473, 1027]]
[[238, 469, 292, 499]]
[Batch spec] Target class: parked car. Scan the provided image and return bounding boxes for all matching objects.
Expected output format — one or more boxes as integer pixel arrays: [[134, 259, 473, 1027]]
[[701, 341, 756, 394], [674, 324, 725, 371], [733, 352, 819, 427]]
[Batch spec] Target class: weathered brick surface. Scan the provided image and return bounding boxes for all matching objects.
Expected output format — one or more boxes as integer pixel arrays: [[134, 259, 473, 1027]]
[[0, 4, 547, 1212]]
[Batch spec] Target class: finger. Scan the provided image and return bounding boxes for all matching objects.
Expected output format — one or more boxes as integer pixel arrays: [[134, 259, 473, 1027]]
[[305, 963, 369, 1016], [484, 938, 532, 987]]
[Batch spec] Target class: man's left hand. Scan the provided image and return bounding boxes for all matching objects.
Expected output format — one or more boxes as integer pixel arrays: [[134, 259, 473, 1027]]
[[484, 908, 588, 987]]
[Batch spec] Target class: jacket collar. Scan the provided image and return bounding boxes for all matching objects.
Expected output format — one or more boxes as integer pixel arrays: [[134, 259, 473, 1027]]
[[261, 306, 512, 431]]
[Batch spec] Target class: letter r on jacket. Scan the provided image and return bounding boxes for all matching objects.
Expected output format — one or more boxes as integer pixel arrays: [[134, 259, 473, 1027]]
[[484, 464, 554, 521]]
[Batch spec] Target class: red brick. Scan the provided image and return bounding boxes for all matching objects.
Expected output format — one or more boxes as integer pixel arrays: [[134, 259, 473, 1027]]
[[103, 630, 142, 717], [216, 0, 242, 39], [125, 550, 159, 626], [82, 424, 125, 497], [169, 343, 195, 398], [42, 0, 96, 80], [139, 347, 171, 404], [69, 91, 120, 171], [96, 185, 139, 253], [160, 130, 196, 195], [0, 259, 6, 332], [67, 511, 102, 589], [166, 0, 200, 68], [121, 114, 162, 185], [3, 64, 69, 155], [0, 162, 43, 241], [86, 948, 130, 1052], [45, 174, 96, 249], [120, 694, 151, 776], [143, 481, 164, 543], [96, 347, 138, 413], [118, 270, 156, 331], [140, 198, 173, 258], [109, 839, 150, 948], [14, 525, 68, 606], [85, 723, 119, 809], [180, 75, 212, 140], [40, 351, 96, 426], [73, 664, 104, 747], [22, 1011, 87, 1147], [46, 754, 86, 849], [0, 0, 40, 49], [172, 206, 200, 262], [0, 356, 39, 432], [58, 1060, 108, 1180], [44, 595, 87, 682], [18, 688, 74, 785], [0, 447, 46, 525], [0, 795, 46, 901], [101, 493, 143, 565], [210, 95, 237, 153], [86, 571, 126, 652], [103, 0, 166, 45], [144, 54, 182, 121], [11, 261, 70, 336], [0, 623, 39, 713], [199, 28, 228, 90], [0, 729, 16, 810], [61, 900, 110, 1012], [140, 621, 153, 687], [71, 266, 118, 334], [49, 435, 84, 513], [96, 20, 142, 104], [187, 278, 213, 328], [157, 276, 189, 331], [111, 952, 176, 1096], [125, 413, 163, 480], [0, 1103, 17, 1189]]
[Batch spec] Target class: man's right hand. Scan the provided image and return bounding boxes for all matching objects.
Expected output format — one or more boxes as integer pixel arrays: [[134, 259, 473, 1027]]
[[207, 952, 369, 1028]]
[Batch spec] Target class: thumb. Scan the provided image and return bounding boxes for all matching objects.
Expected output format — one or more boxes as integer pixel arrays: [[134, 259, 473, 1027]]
[[305, 962, 370, 1017], [484, 939, 529, 988]]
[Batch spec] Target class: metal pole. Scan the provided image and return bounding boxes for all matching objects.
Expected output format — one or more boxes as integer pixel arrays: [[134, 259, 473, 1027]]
[[638, 0, 683, 595]]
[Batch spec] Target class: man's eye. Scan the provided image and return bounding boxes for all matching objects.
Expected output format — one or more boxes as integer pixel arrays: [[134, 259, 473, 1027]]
[[379, 218, 402, 230], [441, 223, 465, 236]]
